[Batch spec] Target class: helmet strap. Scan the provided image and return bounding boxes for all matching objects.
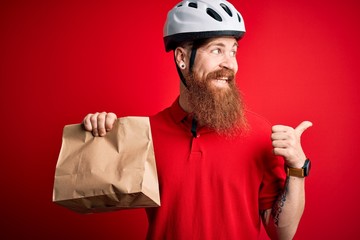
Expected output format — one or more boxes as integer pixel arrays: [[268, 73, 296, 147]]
[[174, 40, 199, 89], [189, 47, 197, 73], [174, 55, 188, 88]]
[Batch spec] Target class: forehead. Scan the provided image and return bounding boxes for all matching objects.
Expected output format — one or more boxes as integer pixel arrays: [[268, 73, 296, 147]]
[[199, 37, 238, 48]]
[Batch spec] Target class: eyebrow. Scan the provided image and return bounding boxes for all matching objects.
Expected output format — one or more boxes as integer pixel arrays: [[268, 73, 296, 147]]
[[206, 42, 238, 49]]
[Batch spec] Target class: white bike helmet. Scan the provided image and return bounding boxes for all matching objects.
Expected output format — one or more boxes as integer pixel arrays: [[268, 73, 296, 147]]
[[164, 0, 246, 52]]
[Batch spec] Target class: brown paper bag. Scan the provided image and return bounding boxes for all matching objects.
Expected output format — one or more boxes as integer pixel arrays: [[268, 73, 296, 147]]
[[53, 117, 160, 214]]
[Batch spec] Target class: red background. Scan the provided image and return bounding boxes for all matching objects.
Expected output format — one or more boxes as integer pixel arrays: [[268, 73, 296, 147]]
[[1, 0, 359, 239]]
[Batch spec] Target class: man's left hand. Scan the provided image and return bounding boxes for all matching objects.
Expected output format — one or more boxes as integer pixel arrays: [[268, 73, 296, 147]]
[[271, 121, 313, 168]]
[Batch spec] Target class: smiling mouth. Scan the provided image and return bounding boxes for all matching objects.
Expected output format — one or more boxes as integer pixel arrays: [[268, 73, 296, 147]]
[[206, 69, 235, 88], [212, 77, 231, 88], [216, 77, 230, 82]]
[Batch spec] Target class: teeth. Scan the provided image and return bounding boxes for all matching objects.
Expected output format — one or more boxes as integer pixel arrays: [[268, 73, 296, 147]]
[[212, 78, 230, 88], [216, 79, 228, 82]]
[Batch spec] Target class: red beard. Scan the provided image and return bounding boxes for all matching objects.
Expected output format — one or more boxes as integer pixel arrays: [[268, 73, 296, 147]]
[[186, 68, 248, 136]]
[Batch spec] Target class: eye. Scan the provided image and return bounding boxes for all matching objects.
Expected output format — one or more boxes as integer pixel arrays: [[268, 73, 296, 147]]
[[211, 48, 221, 55], [230, 49, 237, 57]]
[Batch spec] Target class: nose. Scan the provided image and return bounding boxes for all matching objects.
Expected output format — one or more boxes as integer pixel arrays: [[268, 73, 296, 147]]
[[219, 54, 237, 71]]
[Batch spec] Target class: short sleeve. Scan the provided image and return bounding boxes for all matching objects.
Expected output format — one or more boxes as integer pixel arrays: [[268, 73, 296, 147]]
[[259, 148, 286, 211]]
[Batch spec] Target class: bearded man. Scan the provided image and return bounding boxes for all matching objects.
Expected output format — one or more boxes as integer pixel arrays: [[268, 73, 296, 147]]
[[83, 0, 312, 239], [175, 38, 247, 137]]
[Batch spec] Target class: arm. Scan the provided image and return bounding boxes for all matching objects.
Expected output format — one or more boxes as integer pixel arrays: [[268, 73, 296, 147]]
[[83, 112, 117, 136], [262, 121, 312, 240]]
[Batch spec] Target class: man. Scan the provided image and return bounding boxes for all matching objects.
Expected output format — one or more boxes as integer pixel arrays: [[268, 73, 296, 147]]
[[83, 0, 312, 239]]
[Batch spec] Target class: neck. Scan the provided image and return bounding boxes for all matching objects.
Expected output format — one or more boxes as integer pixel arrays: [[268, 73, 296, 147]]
[[179, 82, 192, 113]]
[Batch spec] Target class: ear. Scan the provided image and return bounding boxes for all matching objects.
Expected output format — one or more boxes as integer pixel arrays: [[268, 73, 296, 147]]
[[174, 47, 188, 69]]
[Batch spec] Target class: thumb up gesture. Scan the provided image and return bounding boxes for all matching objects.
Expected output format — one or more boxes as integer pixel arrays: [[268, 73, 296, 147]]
[[271, 121, 313, 168]]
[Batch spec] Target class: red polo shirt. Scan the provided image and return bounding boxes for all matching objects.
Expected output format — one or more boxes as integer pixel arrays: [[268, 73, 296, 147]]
[[146, 98, 285, 239]]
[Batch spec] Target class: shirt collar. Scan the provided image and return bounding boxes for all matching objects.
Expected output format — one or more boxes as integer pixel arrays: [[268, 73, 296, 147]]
[[169, 96, 189, 123], [169, 96, 214, 135]]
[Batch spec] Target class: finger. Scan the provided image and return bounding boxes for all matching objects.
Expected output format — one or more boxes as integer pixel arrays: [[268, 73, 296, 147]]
[[272, 125, 293, 133], [273, 147, 294, 159], [295, 121, 313, 136], [273, 147, 286, 157], [83, 114, 93, 131], [97, 112, 107, 136], [272, 139, 290, 148], [90, 112, 99, 136], [105, 112, 117, 131], [271, 132, 289, 141]]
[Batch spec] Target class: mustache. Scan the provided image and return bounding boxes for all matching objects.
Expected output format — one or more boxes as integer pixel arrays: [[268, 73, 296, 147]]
[[206, 69, 235, 81]]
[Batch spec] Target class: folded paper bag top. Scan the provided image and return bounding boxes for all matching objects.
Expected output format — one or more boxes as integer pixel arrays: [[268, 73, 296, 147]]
[[53, 116, 160, 214]]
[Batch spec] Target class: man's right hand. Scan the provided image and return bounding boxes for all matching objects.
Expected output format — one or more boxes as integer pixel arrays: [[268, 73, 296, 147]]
[[83, 112, 117, 137]]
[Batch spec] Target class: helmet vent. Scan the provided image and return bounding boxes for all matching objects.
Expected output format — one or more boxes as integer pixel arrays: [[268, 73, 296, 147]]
[[188, 2, 198, 8], [220, 3, 232, 17], [176, 4, 183, 7], [237, 13, 242, 22], [206, 8, 222, 22]]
